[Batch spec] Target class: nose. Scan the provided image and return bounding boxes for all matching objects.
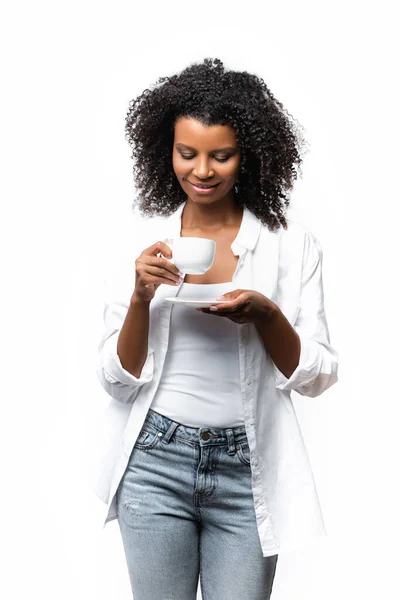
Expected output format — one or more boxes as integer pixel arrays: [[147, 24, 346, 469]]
[[192, 156, 214, 179]]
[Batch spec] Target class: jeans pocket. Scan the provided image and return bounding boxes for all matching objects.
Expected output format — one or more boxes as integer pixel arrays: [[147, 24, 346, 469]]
[[134, 425, 162, 450], [236, 442, 251, 466]]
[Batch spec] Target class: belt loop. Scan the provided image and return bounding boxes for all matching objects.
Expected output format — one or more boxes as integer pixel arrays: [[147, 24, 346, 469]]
[[225, 428, 236, 455], [161, 421, 180, 445]]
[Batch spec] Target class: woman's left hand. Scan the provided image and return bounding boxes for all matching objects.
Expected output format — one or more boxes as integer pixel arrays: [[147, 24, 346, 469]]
[[196, 289, 278, 325]]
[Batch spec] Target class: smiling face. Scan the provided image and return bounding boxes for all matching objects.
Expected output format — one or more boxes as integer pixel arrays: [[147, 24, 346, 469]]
[[172, 117, 241, 206]]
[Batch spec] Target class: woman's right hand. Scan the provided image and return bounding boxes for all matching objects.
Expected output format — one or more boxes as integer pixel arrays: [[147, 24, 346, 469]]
[[131, 241, 183, 303]]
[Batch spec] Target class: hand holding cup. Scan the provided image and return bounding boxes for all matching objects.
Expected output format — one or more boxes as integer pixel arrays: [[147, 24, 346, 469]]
[[132, 241, 184, 303]]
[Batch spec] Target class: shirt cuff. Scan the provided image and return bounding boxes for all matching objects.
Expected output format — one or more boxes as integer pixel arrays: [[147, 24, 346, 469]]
[[274, 333, 321, 391], [102, 334, 154, 386], [274, 332, 338, 397]]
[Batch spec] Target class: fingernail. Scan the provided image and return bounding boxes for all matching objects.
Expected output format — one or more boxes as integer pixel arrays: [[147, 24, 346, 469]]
[[216, 296, 224, 300], [209, 306, 218, 311]]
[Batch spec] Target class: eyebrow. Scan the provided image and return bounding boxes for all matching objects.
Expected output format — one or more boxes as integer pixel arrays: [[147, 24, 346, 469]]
[[175, 143, 237, 152]]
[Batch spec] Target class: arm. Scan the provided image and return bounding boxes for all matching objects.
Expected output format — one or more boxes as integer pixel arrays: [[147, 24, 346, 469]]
[[268, 232, 338, 398], [254, 305, 301, 380], [96, 240, 181, 404], [114, 239, 181, 380], [96, 288, 155, 405], [117, 297, 151, 378]]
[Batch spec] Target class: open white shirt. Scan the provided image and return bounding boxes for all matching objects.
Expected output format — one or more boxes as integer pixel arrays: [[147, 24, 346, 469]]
[[94, 202, 339, 557]]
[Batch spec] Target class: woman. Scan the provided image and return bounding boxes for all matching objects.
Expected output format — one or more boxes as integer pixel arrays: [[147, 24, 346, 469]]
[[95, 58, 339, 599]]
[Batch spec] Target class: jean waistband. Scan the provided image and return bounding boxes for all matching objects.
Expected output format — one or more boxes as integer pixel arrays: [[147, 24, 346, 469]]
[[143, 408, 248, 448]]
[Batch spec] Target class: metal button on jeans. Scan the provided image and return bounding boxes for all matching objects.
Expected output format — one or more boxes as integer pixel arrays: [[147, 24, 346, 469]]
[[201, 431, 210, 440]]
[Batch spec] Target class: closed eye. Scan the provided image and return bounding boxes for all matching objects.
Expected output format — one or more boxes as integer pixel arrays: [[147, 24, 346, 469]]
[[180, 154, 231, 163]]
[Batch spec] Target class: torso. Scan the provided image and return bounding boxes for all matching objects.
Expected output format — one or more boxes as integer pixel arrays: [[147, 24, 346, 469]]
[[180, 224, 240, 284]]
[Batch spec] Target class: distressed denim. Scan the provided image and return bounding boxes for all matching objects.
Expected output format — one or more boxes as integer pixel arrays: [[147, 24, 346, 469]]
[[116, 408, 278, 600]]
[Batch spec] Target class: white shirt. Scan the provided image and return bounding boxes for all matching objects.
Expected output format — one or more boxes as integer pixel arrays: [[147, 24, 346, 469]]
[[151, 281, 244, 428], [94, 202, 339, 557]]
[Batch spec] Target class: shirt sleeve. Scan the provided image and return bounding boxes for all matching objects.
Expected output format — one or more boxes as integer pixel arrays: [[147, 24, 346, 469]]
[[274, 232, 339, 398], [95, 260, 155, 404]]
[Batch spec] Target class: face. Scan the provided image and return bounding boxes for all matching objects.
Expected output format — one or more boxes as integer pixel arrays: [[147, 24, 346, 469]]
[[172, 117, 241, 205]]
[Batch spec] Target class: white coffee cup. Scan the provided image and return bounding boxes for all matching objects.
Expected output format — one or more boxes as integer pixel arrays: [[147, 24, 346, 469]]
[[165, 237, 216, 274]]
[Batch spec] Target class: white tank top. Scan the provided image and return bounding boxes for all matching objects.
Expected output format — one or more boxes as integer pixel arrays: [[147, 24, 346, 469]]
[[150, 281, 245, 428]]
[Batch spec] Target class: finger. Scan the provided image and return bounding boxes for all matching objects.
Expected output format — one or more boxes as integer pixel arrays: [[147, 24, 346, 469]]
[[199, 305, 243, 315], [213, 293, 249, 311], [141, 241, 173, 260], [209, 300, 246, 313], [141, 274, 181, 287], [138, 255, 182, 277], [146, 264, 183, 284], [216, 289, 244, 301]]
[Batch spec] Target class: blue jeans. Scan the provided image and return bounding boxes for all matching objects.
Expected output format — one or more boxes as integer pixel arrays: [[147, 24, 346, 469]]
[[116, 408, 278, 600]]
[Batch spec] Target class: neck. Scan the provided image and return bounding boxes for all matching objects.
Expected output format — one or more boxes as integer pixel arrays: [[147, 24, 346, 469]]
[[181, 195, 243, 231]]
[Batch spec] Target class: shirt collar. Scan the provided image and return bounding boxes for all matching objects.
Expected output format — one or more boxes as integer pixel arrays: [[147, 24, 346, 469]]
[[165, 202, 262, 256], [231, 205, 262, 255]]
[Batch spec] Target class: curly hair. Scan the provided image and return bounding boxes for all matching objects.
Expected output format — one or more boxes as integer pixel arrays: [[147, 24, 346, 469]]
[[125, 57, 308, 231]]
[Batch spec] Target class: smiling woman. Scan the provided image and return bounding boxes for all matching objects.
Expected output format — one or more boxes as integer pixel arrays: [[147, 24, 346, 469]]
[[125, 56, 307, 231], [95, 57, 338, 600], [173, 117, 241, 201]]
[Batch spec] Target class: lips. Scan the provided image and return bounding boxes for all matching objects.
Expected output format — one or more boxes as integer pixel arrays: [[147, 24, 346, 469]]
[[188, 181, 219, 189]]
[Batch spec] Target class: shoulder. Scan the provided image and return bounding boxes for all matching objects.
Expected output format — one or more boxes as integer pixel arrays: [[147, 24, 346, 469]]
[[256, 217, 324, 274], [276, 217, 323, 257]]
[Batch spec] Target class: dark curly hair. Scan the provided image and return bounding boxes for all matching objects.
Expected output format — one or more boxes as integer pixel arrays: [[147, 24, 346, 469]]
[[125, 57, 308, 231]]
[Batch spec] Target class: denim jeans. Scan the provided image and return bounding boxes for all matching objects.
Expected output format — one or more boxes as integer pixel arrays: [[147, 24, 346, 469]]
[[116, 408, 278, 600]]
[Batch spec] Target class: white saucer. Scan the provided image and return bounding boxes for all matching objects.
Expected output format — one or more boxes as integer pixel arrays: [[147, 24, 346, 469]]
[[164, 298, 230, 308]]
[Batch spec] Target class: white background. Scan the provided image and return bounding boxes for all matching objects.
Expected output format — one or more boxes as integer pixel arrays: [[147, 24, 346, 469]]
[[1, 1, 399, 598]]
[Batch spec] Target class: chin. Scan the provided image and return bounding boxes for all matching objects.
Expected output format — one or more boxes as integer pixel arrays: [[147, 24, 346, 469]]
[[188, 194, 219, 203]]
